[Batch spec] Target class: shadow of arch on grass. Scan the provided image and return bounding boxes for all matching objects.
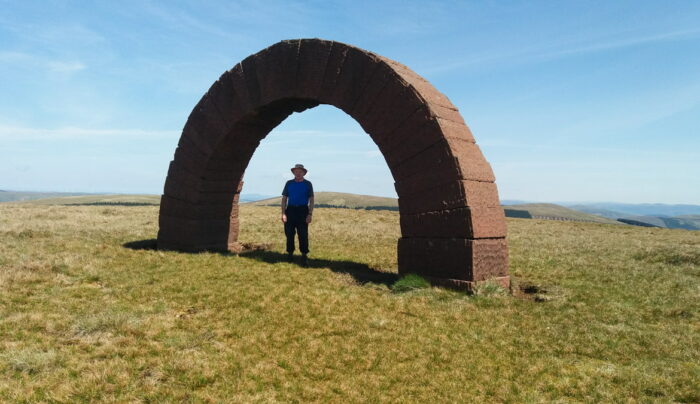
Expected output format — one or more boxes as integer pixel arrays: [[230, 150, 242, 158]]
[[123, 239, 158, 250], [238, 250, 399, 287], [122, 239, 398, 286]]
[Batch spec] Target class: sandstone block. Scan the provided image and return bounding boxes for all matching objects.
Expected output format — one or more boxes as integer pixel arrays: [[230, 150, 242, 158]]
[[349, 62, 394, 118], [398, 180, 500, 214], [158, 214, 231, 247], [181, 94, 232, 156], [436, 117, 475, 142], [328, 47, 380, 114], [399, 206, 507, 239], [173, 136, 210, 176], [160, 195, 233, 220], [429, 102, 466, 125], [359, 83, 425, 145], [240, 55, 261, 109], [318, 42, 349, 103], [228, 63, 255, 114], [397, 237, 508, 281], [163, 161, 203, 203], [197, 190, 239, 205], [207, 71, 247, 126], [254, 40, 300, 105], [200, 166, 244, 182], [378, 109, 444, 168], [392, 140, 495, 195], [295, 39, 334, 99]]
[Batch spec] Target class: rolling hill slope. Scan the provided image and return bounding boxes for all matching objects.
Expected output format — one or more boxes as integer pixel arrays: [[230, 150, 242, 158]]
[[11, 190, 693, 229], [502, 203, 621, 224], [253, 193, 621, 224], [15, 194, 161, 206], [568, 204, 700, 230], [248, 191, 399, 209], [618, 215, 700, 230], [0, 190, 89, 202]]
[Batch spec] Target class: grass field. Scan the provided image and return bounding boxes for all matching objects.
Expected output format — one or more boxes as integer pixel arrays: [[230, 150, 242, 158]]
[[0, 204, 698, 402]]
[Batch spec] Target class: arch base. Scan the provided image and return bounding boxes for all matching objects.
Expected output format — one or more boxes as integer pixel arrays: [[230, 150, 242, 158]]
[[397, 236, 509, 288]]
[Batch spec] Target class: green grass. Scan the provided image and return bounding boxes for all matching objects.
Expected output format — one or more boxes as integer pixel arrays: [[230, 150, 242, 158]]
[[0, 204, 698, 402], [391, 274, 431, 293]]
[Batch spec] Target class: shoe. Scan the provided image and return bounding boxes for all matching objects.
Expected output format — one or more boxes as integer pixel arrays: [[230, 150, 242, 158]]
[[300, 254, 308, 267], [286, 253, 293, 263]]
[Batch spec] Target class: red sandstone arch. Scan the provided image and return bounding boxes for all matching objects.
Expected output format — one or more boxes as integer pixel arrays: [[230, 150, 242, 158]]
[[157, 38, 509, 290]]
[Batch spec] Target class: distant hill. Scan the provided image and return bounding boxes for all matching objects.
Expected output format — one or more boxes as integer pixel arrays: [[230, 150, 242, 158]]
[[240, 193, 276, 203], [0, 190, 90, 202], [16, 194, 162, 206], [6, 189, 698, 230], [566, 203, 700, 230], [248, 192, 399, 209], [566, 202, 700, 217], [565, 206, 630, 219], [502, 203, 620, 224], [615, 215, 700, 230], [3, 192, 271, 205], [254, 193, 621, 224]]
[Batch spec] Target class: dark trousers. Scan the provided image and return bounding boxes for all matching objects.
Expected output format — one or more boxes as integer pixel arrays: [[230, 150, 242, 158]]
[[284, 205, 309, 254]]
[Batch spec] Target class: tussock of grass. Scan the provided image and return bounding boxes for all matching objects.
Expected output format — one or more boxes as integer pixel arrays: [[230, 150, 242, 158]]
[[0, 204, 698, 402], [1, 349, 60, 374], [633, 246, 700, 266], [473, 280, 509, 296], [71, 311, 141, 337], [391, 274, 430, 292]]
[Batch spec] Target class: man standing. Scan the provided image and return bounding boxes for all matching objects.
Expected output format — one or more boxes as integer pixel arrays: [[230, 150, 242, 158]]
[[281, 164, 314, 266]]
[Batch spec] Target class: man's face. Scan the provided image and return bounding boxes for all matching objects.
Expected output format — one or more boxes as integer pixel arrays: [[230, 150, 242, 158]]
[[292, 169, 305, 179]]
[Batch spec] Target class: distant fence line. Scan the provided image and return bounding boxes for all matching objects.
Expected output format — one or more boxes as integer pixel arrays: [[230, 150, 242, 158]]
[[66, 202, 158, 207], [531, 215, 619, 224]]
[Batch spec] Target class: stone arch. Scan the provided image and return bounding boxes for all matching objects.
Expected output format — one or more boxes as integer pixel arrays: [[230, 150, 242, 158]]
[[157, 38, 509, 290]]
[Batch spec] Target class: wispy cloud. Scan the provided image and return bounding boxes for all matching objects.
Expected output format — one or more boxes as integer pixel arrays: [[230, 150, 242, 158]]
[[480, 138, 700, 158], [47, 61, 86, 73], [0, 51, 33, 63], [0, 125, 178, 140], [261, 130, 366, 146], [0, 51, 87, 74], [427, 27, 700, 74], [0, 17, 106, 47]]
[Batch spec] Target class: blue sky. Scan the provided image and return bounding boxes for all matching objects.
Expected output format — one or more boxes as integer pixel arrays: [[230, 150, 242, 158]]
[[1, 0, 698, 203]]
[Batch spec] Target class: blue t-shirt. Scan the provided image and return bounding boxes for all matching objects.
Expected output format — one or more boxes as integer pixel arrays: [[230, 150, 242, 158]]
[[282, 179, 314, 206]]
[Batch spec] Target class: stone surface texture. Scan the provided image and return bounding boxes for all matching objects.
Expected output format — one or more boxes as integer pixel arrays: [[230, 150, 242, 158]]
[[157, 38, 509, 287]]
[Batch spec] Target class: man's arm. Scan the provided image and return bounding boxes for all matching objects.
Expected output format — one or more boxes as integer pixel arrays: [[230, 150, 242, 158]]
[[281, 181, 289, 222], [306, 195, 314, 224], [306, 180, 314, 223], [281, 195, 288, 223]]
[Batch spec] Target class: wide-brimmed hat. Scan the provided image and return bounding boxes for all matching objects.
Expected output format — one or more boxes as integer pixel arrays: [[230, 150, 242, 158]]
[[290, 163, 307, 174]]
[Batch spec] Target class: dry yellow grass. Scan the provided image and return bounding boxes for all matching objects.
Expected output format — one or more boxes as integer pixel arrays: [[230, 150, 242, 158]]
[[0, 204, 698, 402]]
